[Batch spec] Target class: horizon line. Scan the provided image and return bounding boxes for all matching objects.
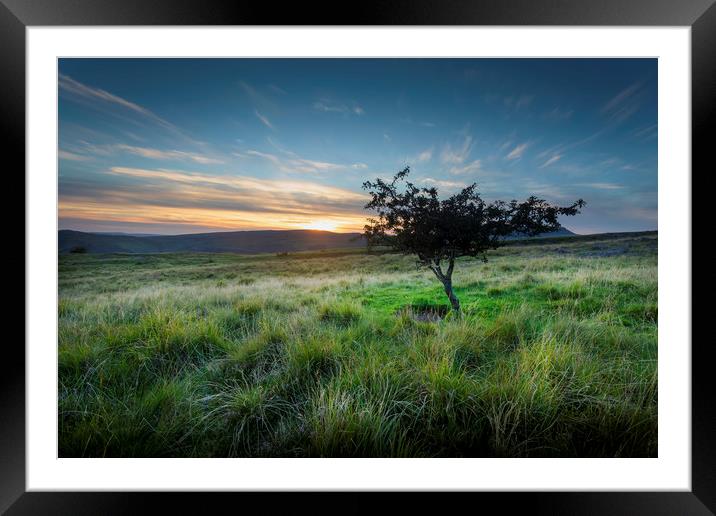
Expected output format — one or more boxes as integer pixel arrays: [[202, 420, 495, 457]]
[[58, 227, 658, 238]]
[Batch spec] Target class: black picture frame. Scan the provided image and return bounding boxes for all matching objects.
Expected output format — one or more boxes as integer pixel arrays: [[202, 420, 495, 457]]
[[4, 0, 714, 513]]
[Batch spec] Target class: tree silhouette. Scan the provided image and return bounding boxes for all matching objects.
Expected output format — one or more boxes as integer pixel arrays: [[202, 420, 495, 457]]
[[362, 167, 585, 312]]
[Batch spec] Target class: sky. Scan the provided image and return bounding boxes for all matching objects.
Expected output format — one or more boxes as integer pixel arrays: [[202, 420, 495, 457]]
[[58, 58, 657, 235]]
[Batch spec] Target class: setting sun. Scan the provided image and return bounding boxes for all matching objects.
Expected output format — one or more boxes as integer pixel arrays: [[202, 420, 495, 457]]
[[303, 220, 339, 232]]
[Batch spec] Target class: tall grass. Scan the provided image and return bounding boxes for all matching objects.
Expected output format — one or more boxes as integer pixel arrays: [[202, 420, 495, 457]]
[[58, 233, 657, 457]]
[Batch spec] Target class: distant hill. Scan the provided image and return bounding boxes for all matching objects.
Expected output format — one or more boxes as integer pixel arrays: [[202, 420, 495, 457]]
[[93, 232, 162, 237], [504, 227, 576, 240], [58, 227, 579, 255], [58, 229, 367, 254]]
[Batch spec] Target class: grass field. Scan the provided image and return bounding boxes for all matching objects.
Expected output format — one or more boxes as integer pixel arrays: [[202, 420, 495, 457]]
[[58, 232, 658, 457]]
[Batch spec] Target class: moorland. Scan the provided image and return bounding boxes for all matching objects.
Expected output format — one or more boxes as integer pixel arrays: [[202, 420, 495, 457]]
[[58, 231, 657, 457]]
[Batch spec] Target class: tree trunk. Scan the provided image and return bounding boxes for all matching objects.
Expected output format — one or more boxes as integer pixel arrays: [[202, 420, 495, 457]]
[[429, 257, 461, 313], [441, 278, 461, 312]]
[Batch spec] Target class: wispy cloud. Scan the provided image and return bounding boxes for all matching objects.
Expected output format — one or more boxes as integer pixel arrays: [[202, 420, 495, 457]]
[[239, 80, 278, 111], [59, 150, 93, 162], [254, 110, 275, 130], [536, 128, 607, 164], [123, 130, 144, 142], [506, 142, 529, 160], [517, 179, 569, 201], [632, 124, 657, 141], [313, 99, 365, 116], [406, 147, 433, 165], [602, 83, 640, 113], [420, 178, 468, 189], [239, 81, 283, 132], [69, 140, 115, 157], [268, 83, 287, 95], [599, 157, 621, 167], [539, 154, 562, 168], [601, 82, 643, 123], [239, 148, 351, 174], [116, 144, 224, 165], [504, 94, 534, 111], [498, 137, 515, 153], [107, 167, 364, 200], [618, 205, 657, 222], [417, 148, 433, 162], [58, 74, 186, 138], [450, 159, 482, 175], [577, 182, 625, 190], [441, 135, 473, 165], [544, 107, 574, 120], [236, 149, 278, 165], [313, 101, 343, 113], [61, 141, 224, 165]]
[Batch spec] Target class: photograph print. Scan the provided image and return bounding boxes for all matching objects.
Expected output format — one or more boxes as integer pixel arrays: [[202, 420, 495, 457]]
[[58, 58, 658, 458]]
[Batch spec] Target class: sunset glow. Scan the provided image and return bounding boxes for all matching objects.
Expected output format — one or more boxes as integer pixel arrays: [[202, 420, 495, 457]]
[[303, 221, 340, 232], [59, 58, 657, 235]]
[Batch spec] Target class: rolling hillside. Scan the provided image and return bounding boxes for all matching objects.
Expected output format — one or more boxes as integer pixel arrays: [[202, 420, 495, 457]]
[[58, 229, 367, 254], [58, 227, 579, 255]]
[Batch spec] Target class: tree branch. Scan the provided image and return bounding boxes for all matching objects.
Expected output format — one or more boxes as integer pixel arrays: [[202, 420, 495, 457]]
[[428, 262, 445, 282]]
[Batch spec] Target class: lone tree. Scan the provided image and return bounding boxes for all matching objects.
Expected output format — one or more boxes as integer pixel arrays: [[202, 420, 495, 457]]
[[362, 167, 585, 312]]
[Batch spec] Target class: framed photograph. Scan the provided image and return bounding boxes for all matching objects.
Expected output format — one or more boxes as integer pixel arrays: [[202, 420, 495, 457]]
[[6, 0, 714, 512]]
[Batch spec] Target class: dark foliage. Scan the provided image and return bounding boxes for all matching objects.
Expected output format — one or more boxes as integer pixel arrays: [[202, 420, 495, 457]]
[[362, 167, 585, 311]]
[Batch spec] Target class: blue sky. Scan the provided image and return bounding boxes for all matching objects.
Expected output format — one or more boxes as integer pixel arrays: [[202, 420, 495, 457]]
[[58, 58, 657, 234]]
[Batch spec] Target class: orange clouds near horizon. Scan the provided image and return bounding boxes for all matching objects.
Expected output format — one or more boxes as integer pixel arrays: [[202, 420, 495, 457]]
[[59, 166, 371, 234]]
